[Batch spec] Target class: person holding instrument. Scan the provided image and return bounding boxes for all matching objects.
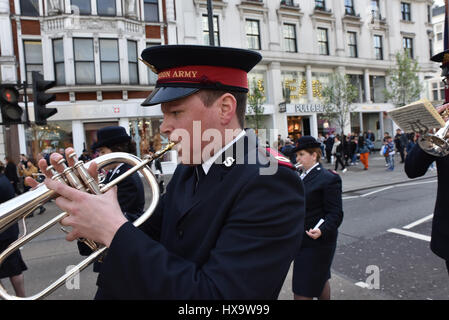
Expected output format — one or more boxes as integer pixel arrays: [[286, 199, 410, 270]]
[[405, 46, 449, 275], [77, 126, 145, 274], [28, 45, 305, 299], [291, 136, 343, 300]]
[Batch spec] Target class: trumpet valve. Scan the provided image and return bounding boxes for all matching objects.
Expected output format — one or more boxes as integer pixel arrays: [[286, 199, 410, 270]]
[[57, 158, 86, 192]]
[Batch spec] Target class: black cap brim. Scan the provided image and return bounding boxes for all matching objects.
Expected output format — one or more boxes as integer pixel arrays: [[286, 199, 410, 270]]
[[141, 87, 200, 106]]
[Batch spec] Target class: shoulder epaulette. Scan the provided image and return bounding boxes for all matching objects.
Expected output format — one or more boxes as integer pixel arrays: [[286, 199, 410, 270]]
[[265, 147, 295, 170]]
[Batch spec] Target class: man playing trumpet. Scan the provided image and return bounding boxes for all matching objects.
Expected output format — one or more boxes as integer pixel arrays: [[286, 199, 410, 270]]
[[27, 45, 305, 299]]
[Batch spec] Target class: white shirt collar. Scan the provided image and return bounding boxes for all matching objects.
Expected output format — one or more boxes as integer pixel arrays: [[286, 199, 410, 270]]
[[110, 163, 124, 178], [300, 162, 320, 180], [202, 130, 246, 175]]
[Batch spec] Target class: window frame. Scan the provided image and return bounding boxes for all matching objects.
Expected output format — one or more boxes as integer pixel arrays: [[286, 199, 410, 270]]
[[144, 0, 159, 22], [374, 35, 383, 60], [52, 38, 65, 86], [202, 14, 220, 46], [348, 31, 358, 58], [20, 0, 40, 16], [403, 37, 414, 59], [127, 40, 139, 85], [283, 23, 297, 53], [23, 40, 43, 84], [73, 38, 95, 85], [401, 2, 411, 21], [99, 38, 120, 85], [344, 0, 355, 15], [70, 0, 91, 15], [315, 0, 325, 10], [317, 27, 329, 56], [97, 0, 116, 16], [246, 19, 261, 50]]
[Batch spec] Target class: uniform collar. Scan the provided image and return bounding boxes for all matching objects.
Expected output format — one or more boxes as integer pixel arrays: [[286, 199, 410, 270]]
[[202, 129, 245, 175], [300, 162, 320, 180]]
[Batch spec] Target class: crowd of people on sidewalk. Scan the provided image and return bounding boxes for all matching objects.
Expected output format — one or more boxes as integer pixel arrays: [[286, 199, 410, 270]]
[[275, 129, 423, 174]]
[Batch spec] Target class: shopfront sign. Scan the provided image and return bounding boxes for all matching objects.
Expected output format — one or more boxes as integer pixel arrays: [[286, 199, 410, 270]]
[[286, 104, 326, 114]]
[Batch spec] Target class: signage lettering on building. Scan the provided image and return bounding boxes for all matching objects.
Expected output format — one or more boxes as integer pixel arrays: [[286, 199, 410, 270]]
[[294, 104, 325, 113]]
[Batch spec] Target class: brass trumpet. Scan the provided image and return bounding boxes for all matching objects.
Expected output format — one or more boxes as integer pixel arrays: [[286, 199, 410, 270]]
[[0, 142, 176, 300]]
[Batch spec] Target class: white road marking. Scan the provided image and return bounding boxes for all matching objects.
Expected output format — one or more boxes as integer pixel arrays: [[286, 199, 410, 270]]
[[403, 214, 433, 230], [387, 228, 431, 242], [360, 186, 394, 197], [343, 180, 437, 200], [354, 282, 371, 289]]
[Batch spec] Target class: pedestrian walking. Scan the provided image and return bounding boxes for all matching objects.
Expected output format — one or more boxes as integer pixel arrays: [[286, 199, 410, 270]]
[[358, 136, 370, 170], [383, 136, 395, 171], [331, 135, 347, 173], [4, 157, 21, 195], [291, 136, 344, 300]]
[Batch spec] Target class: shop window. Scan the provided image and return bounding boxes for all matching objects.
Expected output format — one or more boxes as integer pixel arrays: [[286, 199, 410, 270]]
[[369, 75, 386, 103], [27, 121, 73, 161], [311, 72, 331, 101], [281, 71, 307, 104], [348, 74, 364, 103]]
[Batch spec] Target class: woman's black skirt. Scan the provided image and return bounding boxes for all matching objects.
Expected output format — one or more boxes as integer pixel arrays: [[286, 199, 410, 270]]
[[292, 243, 336, 297], [0, 238, 27, 279]]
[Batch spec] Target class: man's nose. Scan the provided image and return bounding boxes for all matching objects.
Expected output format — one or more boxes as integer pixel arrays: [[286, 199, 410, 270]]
[[159, 118, 172, 138]]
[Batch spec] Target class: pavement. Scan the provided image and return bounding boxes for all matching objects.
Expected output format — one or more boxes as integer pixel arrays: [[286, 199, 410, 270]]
[[278, 152, 438, 300]]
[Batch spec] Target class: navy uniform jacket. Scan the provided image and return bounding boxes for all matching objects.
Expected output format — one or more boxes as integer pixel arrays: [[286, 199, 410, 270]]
[[405, 144, 449, 260], [300, 164, 343, 248], [0, 174, 18, 241], [78, 163, 145, 267], [95, 130, 305, 299]]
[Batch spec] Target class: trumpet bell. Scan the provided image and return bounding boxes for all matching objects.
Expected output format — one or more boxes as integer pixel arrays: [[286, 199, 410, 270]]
[[0, 142, 176, 300]]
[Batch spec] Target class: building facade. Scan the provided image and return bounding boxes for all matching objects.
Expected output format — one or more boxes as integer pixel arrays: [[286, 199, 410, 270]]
[[0, 0, 440, 162], [175, 0, 438, 145], [0, 0, 173, 162]]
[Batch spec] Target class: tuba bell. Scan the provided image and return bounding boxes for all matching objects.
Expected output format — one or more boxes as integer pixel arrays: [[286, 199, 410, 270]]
[[0, 142, 176, 300], [417, 108, 449, 157]]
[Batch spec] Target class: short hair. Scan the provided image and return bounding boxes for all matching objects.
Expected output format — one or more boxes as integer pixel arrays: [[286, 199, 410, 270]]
[[197, 89, 247, 128], [109, 141, 137, 156]]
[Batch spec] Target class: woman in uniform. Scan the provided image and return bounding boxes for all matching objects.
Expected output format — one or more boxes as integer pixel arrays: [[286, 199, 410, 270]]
[[292, 136, 344, 300]]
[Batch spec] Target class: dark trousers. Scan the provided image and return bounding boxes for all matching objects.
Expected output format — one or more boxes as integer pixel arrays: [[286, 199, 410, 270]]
[[326, 149, 332, 163], [334, 155, 346, 171]]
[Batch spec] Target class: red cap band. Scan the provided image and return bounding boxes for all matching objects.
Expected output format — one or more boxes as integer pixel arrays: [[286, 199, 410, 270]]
[[157, 65, 248, 89]]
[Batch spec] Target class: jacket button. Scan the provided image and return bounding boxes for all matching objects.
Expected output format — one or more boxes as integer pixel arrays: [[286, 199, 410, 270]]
[[177, 229, 184, 238]]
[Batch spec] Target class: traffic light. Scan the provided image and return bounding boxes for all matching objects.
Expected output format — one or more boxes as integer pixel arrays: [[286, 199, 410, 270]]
[[32, 71, 57, 125], [0, 84, 23, 125]]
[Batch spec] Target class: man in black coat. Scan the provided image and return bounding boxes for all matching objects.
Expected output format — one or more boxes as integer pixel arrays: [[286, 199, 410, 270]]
[[32, 45, 305, 299], [405, 142, 449, 274]]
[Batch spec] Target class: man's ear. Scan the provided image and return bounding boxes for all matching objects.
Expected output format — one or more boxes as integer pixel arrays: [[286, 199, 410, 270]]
[[217, 93, 237, 126]]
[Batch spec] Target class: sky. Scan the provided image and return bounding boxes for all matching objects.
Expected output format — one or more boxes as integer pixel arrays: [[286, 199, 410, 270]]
[[434, 0, 445, 7]]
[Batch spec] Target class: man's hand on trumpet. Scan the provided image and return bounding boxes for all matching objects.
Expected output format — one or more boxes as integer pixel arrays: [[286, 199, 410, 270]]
[[24, 148, 127, 248]]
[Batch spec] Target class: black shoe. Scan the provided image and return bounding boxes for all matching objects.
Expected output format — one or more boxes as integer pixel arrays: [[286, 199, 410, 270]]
[[38, 207, 46, 215]]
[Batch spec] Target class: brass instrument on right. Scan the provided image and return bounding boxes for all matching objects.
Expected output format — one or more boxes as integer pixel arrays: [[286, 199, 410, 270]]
[[417, 119, 449, 157]]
